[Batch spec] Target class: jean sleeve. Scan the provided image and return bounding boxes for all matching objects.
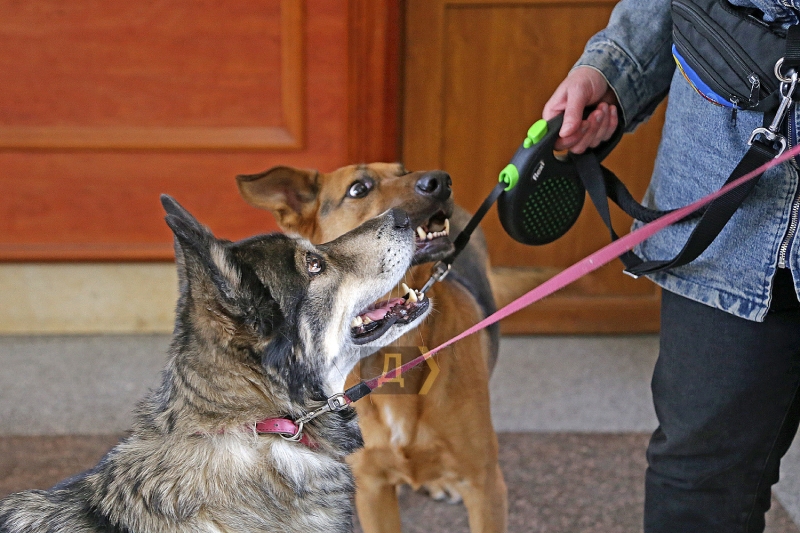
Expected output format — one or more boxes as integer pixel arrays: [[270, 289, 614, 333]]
[[574, 0, 675, 131]]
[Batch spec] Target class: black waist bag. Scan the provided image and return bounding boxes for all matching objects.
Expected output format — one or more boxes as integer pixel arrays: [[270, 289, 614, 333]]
[[672, 0, 786, 111]]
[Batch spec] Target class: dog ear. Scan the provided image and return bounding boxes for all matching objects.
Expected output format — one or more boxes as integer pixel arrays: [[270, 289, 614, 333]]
[[161, 195, 243, 311], [236, 166, 320, 232], [161, 195, 285, 339]]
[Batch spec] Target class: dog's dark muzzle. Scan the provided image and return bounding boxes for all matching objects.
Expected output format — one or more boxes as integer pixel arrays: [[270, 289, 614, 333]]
[[408, 173, 455, 264], [415, 171, 452, 201]]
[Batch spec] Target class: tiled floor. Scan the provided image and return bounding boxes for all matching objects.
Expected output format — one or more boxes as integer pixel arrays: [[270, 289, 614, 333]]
[[1, 433, 797, 533], [389, 433, 799, 533], [1, 334, 799, 532]]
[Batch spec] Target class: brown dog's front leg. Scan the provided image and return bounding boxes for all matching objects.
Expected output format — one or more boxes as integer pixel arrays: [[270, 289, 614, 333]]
[[461, 463, 508, 533], [354, 475, 402, 533]]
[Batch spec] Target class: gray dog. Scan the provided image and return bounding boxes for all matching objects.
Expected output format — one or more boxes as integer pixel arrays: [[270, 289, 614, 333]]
[[0, 196, 431, 533]]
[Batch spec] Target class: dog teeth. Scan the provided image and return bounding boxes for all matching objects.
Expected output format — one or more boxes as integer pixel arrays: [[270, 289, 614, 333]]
[[399, 282, 423, 304], [351, 316, 363, 328], [362, 316, 373, 325], [417, 220, 451, 241]]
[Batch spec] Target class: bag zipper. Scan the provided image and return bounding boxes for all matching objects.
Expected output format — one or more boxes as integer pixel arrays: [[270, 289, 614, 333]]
[[672, 0, 764, 105], [778, 109, 800, 268], [673, 34, 755, 108], [748, 74, 761, 104]]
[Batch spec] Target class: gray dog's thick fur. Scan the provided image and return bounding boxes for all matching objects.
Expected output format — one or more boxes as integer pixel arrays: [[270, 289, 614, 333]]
[[0, 196, 428, 533]]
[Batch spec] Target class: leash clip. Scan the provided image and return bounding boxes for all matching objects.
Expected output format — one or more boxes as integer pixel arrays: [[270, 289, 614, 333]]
[[420, 260, 451, 294], [749, 66, 798, 157], [279, 393, 350, 443], [298, 394, 349, 424], [326, 392, 349, 412]]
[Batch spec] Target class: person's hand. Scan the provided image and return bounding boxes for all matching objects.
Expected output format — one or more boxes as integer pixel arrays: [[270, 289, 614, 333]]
[[543, 66, 620, 153]]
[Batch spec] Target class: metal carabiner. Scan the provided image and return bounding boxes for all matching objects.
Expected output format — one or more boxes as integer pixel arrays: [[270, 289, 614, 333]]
[[419, 260, 451, 294], [775, 58, 796, 84], [749, 65, 798, 157], [279, 392, 351, 442]]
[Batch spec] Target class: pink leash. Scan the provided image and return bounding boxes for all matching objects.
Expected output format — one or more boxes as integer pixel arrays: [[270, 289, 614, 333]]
[[351, 143, 800, 395]]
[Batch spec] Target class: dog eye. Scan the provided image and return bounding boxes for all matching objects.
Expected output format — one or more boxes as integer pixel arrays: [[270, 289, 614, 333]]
[[346, 179, 373, 199], [306, 253, 325, 275]]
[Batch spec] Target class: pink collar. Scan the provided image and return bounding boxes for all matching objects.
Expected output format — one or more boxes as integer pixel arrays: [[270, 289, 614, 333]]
[[245, 394, 352, 449], [254, 417, 316, 448]]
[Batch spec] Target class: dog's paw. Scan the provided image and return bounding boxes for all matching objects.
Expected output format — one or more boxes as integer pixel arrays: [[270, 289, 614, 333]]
[[421, 483, 462, 504]]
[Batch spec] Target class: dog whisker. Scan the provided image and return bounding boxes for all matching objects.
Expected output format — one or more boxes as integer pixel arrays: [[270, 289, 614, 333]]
[[331, 360, 347, 383]]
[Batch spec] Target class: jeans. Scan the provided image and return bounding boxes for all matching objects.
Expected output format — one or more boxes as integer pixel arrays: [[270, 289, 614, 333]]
[[645, 272, 800, 532]]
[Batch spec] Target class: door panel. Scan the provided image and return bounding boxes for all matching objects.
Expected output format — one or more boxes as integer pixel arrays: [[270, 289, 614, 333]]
[[0, 0, 376, 261], [0, 1, 301, 149], [404, 0, 664, 333]]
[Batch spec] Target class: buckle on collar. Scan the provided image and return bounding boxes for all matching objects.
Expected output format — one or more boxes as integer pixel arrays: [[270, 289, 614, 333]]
[[279, 421, 305, 442]]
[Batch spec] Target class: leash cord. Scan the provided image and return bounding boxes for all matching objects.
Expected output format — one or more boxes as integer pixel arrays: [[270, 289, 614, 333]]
[[343, 142, 800, 404]]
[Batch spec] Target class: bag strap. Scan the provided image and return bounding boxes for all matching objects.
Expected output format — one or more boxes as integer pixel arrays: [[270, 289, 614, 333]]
[[571, 152, 644, 271], [785, 25, 800, 73], [623, 133, 776, 277], [572, 110, 780, 278]]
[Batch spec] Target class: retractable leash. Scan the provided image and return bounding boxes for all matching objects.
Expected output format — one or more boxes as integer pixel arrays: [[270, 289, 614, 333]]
[[341, 141, 800, 406], [418, 106, 689, 294], [345, 80, 798, 408], [287, 96, 798, 440], [418, 111, 622, 294], [284, 50, 800, 440], [285, 118, 800, 440]]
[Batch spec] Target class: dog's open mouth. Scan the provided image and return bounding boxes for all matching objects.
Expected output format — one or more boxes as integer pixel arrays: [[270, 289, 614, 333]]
[[415, 211, 450, 243], [413, 210, 454, 264], [350, 283, 430, 345]]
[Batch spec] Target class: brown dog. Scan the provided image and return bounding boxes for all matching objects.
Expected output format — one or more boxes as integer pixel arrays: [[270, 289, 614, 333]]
[[237, 163, 507, 533]]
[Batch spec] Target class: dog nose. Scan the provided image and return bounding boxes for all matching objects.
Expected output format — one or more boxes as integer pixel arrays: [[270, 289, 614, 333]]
[[415, 171, 452, 200], [389, 208, 411, 229]]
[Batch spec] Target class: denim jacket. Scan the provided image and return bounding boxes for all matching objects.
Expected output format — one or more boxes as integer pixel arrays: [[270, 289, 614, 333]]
[[575, 0, 800, 321]]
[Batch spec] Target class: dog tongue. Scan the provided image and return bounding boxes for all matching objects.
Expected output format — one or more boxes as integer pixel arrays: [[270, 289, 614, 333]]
[[363, 298, 405, 321]]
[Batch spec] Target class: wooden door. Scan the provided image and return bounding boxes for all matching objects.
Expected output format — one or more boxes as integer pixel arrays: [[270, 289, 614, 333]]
[[0, 0, 400, 260], [403, 0, 665, 333]]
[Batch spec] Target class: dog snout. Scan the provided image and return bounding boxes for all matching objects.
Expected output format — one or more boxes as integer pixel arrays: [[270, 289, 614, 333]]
[[389, 208, 411, 229], [415, 171, 452, 201]]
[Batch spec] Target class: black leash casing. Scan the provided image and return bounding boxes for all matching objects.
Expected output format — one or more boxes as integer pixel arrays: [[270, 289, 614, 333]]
[[434, 109, 784, 288]]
